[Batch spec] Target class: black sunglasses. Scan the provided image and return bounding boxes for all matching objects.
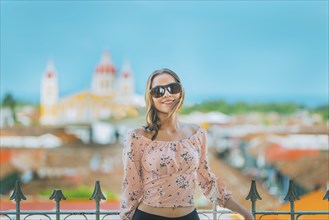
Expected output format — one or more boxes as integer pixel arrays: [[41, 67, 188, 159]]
[[150, 82, 182, 98]]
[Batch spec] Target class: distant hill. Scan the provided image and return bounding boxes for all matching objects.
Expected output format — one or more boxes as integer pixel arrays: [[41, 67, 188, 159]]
[[181, 99, 329, 120]]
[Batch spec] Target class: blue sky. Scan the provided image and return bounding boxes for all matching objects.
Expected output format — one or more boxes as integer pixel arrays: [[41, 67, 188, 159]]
[[1, 1, 328, 106]]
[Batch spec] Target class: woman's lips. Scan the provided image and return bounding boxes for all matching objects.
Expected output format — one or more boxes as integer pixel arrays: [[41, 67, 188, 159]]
[[162, 100, 174, 104]]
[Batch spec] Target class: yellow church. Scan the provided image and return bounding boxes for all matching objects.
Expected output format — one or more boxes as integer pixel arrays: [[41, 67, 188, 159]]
[[39, 51, 144, 125]]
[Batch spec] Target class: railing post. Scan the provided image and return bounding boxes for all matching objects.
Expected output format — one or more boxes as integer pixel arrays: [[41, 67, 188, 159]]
[[9, 180, 27, 220], [246, 180, 262, 218], [90, 180, 106, 220], [284, 180, 300, 220], [212, 200, 217, 220], [49, 189, 66, 220]]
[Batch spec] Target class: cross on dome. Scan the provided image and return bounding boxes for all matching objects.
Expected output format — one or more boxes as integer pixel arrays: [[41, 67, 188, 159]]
[[95, 51, 116, 74]]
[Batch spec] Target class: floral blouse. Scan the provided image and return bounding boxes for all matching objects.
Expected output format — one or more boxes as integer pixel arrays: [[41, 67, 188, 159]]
[[120, 127, 232, 220]]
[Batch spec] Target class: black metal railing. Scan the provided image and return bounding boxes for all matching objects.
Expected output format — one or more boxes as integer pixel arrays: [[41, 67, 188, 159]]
[[0, 180, 328, 220], [246, 180, 329, 220]]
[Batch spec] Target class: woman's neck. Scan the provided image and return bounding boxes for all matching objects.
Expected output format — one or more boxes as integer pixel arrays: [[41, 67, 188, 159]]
[[158, 113, 179, 131]]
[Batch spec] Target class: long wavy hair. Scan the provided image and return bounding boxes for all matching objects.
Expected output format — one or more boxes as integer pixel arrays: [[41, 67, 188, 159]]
[[144, 68, 185, 140]]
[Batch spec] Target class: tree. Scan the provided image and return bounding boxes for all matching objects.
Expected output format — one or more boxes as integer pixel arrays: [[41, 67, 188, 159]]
[[2, 92, 17, 122]]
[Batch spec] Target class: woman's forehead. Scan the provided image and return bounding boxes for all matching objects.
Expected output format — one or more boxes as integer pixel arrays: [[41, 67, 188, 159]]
[[152, 73, 176, 87]]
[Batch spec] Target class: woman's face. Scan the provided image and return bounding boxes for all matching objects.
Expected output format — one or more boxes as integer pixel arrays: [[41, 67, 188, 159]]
[[150, 73, 181, 114]]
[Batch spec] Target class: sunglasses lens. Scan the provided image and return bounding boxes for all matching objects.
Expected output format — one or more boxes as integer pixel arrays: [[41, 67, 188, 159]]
[[168, 83, 181, 94], [150, 87, 165, 98]]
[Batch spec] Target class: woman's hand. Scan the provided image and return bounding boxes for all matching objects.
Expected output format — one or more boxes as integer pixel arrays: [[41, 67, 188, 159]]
[[242, 211, 255, 220], [224, 198, 255, 220]]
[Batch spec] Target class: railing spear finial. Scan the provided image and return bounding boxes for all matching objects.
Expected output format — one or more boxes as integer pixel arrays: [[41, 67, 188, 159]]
[[50, 189, 66, 220], [90, 180, 106, 220], [9, 180, 27, 202], [246, 180, 262, 202], [49, 189, 67, 202], [284, 180, 300, 202], [323, 181, 329, 201], [9, 180, 26, 220], [90, 180, 106, 201], [284, 180, 300, 220], [323, 189, 329, 201], [246, 180, 262, 218], [323, 180, 329, 202]]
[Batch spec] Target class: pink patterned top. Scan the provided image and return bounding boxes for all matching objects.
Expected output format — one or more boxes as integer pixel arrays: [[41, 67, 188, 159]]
[[120, 127, 232, 220]]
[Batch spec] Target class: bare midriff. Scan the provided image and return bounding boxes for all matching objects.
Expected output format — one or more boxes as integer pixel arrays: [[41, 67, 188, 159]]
[[138, 202, 195, 218]]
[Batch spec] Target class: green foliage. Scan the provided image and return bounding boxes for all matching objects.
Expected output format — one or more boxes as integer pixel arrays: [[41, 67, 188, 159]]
[[40, 185, 118, 201], [2, 93, 16, 108], [1, 93, 39, 108], [181, 99, 311, 115], [311, 105, 329, 120], [1, 92, 17, 121], [0, 172, 20, 195]]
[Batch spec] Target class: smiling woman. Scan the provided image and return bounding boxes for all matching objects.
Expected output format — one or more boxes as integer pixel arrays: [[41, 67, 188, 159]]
[[144, 69, 185, 140], [120, 68, 254, 220]]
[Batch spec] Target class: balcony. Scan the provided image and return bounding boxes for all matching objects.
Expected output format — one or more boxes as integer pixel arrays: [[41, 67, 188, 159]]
[[1, 179, 328, 220]]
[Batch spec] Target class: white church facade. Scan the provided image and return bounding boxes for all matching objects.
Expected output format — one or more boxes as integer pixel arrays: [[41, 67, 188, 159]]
[[40, 51, 144, 125]]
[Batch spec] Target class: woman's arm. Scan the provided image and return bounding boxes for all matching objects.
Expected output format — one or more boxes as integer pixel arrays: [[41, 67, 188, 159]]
[[224, 197, 254, 220], [120, 131, 144, 220], [196, 128, 254, 220], [196, 128, 232, 207]]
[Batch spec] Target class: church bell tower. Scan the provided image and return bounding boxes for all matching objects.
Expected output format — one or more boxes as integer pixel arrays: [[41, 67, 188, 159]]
[[40, 61, 59, 125]]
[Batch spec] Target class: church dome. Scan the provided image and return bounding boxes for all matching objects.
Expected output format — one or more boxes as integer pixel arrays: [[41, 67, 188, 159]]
[[95, 51, 116, 74]]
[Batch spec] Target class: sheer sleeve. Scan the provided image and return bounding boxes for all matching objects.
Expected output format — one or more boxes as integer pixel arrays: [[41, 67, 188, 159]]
[[120, 131, 144, 220], [196, 128, 232, 207]]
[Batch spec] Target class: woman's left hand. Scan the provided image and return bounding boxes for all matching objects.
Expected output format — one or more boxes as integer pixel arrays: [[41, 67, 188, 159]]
[[242, 211, 255, 220]]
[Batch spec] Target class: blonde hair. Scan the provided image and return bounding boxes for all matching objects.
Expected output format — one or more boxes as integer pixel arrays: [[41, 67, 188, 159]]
[[144, 68, 185, 140]]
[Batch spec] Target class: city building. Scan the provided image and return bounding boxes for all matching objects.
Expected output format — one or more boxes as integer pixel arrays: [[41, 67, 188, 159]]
[[40, 51, 144, 125]]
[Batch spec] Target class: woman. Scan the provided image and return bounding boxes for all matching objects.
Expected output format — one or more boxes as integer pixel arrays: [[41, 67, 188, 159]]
[[120, 68, 254, 220]]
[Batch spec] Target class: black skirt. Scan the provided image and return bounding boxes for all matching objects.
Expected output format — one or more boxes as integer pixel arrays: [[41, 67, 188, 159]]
[[132, 209, 200, 220]]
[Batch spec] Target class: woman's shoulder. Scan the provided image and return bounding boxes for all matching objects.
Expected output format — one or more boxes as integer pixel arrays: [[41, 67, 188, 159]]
[[180, 122, 204, 136], [127, 127, 153, 140]]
